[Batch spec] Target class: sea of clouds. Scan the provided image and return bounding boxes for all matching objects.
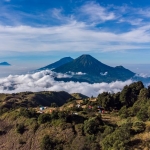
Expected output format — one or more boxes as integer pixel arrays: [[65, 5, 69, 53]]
[[0, 70, 134, 97]]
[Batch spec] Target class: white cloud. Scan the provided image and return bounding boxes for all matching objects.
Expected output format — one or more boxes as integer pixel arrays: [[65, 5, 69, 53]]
[[0, 2, 150, 54], [135, 73, 150, 78], [137, 8, 150, 18], [67, 71, 86, 75], [118, 18, 143, 26], [100, 72, 108, 76], [0, 70, 133, 97], [0, 22, 150, 53], [78, 2, 116, 23]]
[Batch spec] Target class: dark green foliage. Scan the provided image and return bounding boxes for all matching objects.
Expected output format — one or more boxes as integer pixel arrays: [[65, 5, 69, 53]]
[[57, 111, 68, 120], [120, 81, 144, 107], [97, 92, 121, 110], [147, 106, 150, 118], [19, 139, 26, 145], [40, 135, 62, 150], [82, 99, 89, 105], [66, 114, 86, 124], [119, 106, 129, 118], [102, 126, 114, 138], [97, 92, 113, 110], [84, 116, 103, 135], [0, 107, 9, 115], [38, 114, 51, 124], [0, 130, 6, 136], [19, 107, 37, 118], [112, 92, 121, 109], [136, 106, 148, 121], [40, 135, 54, 150], [50, 111, 59, 119], [34, 91, 74, 107], [86, 134, 96, 142], [132, 121, 146, 133], [16, 123, 25, 134], [49, 110, 68, 120], [33, 123, 39, 133], [101, 123, 131, 150], [50, 103, 57, 108], [138, 88, 150, 100], [0, 91, 74, 109]]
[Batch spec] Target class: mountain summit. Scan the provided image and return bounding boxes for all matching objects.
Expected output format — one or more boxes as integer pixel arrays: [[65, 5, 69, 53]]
[[53, 54, 135, 83], [54, 54, 113, 75], [0, 62, 11, 66]]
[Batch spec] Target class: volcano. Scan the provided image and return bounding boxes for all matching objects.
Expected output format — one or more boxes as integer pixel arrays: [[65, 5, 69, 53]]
[[53, 54, 135, 83]]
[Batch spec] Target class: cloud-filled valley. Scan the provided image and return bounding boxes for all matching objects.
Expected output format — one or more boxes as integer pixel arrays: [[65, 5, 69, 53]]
[[0, 70, 134, 97]]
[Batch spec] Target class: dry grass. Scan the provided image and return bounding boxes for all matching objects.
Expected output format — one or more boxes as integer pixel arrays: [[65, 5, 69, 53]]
[[89, 98, 97, 102]]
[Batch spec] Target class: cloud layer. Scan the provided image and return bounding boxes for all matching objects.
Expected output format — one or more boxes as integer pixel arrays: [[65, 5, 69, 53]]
[[0, 2, 150, 54], [0, 70, 133, 97]]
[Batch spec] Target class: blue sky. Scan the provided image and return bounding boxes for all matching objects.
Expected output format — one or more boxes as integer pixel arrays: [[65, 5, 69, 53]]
[[0, 0, 150, 71]]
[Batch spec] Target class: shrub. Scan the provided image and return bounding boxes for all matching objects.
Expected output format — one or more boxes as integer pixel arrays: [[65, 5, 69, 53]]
[[119, 106, 129, 118], [0, 130, 6, 136], [101, 123, 131, 150], [51, 111, 59, 119], [0, 107, 9, 115], [19, 139, 26, 145], [40, 135, 58, 150], [19, 108, 37, 118], [50, 103, 57, 108], [41, 135, 52, 150], [32, 123, 39, 133], [132, 121, 146, 133], [16, 123, 25, 134], [136, 107, 148, 121], [84, 116, 103, 135], [38, 114, 51, 124], [102, 126, 114, 138]]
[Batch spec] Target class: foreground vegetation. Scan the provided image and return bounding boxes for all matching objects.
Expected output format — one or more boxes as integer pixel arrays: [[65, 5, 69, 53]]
[[0, 81, 150, 150]]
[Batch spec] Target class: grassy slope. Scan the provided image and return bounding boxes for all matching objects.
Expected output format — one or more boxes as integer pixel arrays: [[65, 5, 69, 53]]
[[0, 97, 150, 150], [0, 91, 74, 109]]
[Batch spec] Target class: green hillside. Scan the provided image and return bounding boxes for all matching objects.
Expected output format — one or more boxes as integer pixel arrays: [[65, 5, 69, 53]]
[[71, 93, 89, 100], [0, 81, 150, 150], [0, 91, 74, 109]]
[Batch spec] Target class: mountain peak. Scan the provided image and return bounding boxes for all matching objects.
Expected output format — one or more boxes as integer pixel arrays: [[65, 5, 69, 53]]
[[53, 54, 135, 83], [79, 54, 96, 59], [0, 62, 11, 66], [80, 54, 92, 57], [60, 57, 73, 61], [54, 54, 112, 76]]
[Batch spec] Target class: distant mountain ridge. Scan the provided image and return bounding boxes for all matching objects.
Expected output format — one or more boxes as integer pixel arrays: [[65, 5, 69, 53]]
[[0, 62, 11, 66], [39, 57, 73, 70], [53, 54, 135, 83], [38, 54, 135, 83]]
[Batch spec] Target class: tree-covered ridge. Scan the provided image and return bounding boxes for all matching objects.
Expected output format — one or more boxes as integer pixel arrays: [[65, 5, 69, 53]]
[[0, 91, 74, 109], [0, 81, 150, 150]]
